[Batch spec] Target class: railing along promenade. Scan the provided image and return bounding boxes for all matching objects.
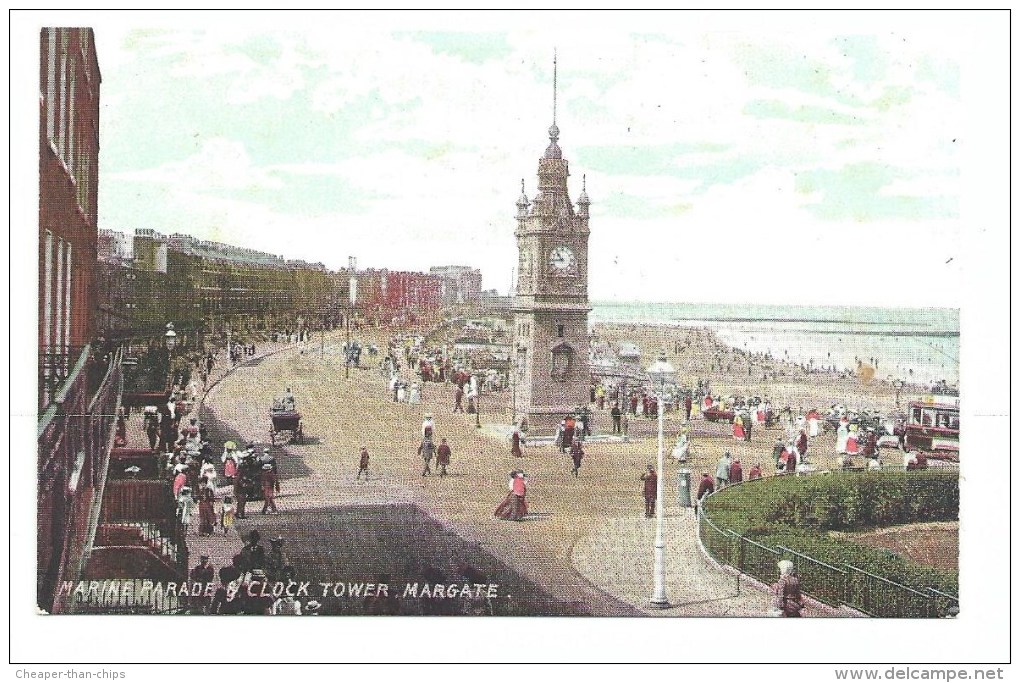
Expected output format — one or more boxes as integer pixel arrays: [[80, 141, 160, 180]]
[[697, 474, 959, 618]]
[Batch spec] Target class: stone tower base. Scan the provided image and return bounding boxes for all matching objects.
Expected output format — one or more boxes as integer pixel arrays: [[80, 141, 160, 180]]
[[523, 407, 586, 437]]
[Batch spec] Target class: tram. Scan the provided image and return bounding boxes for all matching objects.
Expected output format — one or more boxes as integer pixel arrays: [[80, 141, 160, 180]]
[[904, 396, 959, 460]]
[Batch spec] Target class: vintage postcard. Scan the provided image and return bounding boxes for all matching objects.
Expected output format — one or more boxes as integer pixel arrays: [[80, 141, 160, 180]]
[[16, 9, 1009, 666]]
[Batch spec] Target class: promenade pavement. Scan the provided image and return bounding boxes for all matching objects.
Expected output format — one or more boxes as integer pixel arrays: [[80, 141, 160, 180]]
[[176, 331, 816, 616]]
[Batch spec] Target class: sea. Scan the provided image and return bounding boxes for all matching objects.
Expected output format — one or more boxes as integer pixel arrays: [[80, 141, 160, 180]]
[[589, 302, 959, 388]]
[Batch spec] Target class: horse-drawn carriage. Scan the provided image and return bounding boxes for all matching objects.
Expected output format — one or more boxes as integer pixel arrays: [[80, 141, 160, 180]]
[[270, 394, 303, 445]]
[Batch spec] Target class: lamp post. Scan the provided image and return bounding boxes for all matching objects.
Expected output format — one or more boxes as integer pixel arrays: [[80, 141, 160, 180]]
[[346, 257, 357, 380], [646, 353, 676, 609], [164, 322, 178, 394], [472, 374, 481, 429]]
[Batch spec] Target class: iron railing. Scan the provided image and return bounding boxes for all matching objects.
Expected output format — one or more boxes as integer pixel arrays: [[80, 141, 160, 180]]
[[698, 488, 958, 618]]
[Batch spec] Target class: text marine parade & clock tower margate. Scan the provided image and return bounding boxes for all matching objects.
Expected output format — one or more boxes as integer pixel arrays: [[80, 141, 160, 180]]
[[513, 58, 592, 435]]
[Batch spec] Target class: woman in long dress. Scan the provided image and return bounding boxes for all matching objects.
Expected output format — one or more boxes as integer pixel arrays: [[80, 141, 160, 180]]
[[510, 427, 524, 458], [807, 409, 820, 438], [732, 414, 746, 440], [671, 428, 689, 462], [494, 471, 527, 521], [198, 488, 216, 536], [845, 424, 860, 455], [835, 422, 850, 454]]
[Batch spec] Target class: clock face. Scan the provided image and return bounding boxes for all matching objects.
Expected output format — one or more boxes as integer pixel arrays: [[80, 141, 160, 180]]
[[549, 246, 576, 274]]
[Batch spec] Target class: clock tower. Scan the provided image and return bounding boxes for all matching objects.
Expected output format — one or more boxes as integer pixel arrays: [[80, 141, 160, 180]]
[[512, 63, 591, 434]]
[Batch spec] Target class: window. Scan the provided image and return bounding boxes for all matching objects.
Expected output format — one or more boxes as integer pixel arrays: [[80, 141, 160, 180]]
[[46, 29, 57, 142], [64, 244, 73, 352], [557, 324, 565, 338], [67, 49, 76, 173], [43, 232, 53, 351], [58, 30, 68, 163], [54, 240, 64, 356]]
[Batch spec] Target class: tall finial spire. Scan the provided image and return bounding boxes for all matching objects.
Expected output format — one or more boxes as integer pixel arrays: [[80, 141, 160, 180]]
[[547, 49, 561, 149], [553, 48, 558, 126]]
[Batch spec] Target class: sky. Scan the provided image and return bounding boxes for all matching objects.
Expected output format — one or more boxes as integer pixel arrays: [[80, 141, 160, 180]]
[[70, 11, 1001, 306]]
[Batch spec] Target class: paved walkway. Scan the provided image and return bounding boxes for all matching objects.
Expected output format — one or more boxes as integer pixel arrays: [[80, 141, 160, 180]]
[[181, 332, 813, 616]]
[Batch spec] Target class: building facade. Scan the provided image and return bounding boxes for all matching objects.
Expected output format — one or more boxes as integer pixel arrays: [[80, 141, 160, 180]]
[[430, 265, 483, 305], [512, 112, 592, 434], [39, 27, 102, 408], [38, 28, 130, 613]]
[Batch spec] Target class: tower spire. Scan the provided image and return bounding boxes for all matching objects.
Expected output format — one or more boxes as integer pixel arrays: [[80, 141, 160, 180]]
[[546, 50, 561, 153], [553, 48, 558, 127]]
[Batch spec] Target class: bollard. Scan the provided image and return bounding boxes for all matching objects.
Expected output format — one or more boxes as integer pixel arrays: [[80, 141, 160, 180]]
[[677, 468, 692, 507]]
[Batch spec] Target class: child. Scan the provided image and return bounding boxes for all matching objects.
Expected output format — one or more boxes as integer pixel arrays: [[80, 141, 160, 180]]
[[221, 495, 235, 534]]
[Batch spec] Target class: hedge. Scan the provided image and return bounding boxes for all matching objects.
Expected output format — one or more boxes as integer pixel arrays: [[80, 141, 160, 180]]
[[703, 471, 959, 596]]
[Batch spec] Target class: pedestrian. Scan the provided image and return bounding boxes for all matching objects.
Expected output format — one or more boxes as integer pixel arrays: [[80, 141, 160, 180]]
[[356, 447, 370, 481], [222, 441, 238, 483], [233, 466, 248, 519], [729, 457, 743, 484], [732, 414, 746, 440], [684, 395, 693, 422], [611, 403, 622, 433], [146, 417, 159, 451], [272, 566, 303, 615], [744, 414, 752, 442], [266, 536, 289, 584], [200, 459, 217, 496], [748, 463, 763, 480], [785, 443, 798, 474], [260, 464, 279, 514], [198, 487, 216, 536], [221, 495, 235, 534], [563, 415, 576, 452], [454, 385, 464, 413], [797, 428, 809, 463], [772, 439, 786, 469], [239, 530, 266, 572], [190, 554, 214, 586], [570, 441, 584, 477], [189, 554, 215, 614], [715, 452, 732, 489], [640, 465, 657, 518], [510, 426, 524, 457], [771, 560, 805, 617], [421, 414, 435, 440], [695, 472, 715, 516], [419, 436, 436, 477], [172, 465, 189, 499], [437, 438, 452, 477]]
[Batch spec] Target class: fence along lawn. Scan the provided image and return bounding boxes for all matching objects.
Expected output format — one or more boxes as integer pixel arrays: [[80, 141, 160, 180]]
[[699, 470, 959, 617]]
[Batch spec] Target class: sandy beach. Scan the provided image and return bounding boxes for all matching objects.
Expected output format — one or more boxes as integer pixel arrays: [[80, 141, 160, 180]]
[[592, 322, 914, 416]]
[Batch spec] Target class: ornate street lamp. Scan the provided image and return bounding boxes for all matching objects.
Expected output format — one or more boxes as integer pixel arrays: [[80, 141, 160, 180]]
[[475, 379, 482, 429], [646, 353, 676, 608], [165, 322, 178, 394], [346, 256, 358, 379], [164, 322, 178, 351]]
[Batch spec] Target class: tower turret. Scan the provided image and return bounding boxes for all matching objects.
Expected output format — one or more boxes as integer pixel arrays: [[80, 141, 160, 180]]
[[577, 174, 590, 218], [516, 178, 530, 218]]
